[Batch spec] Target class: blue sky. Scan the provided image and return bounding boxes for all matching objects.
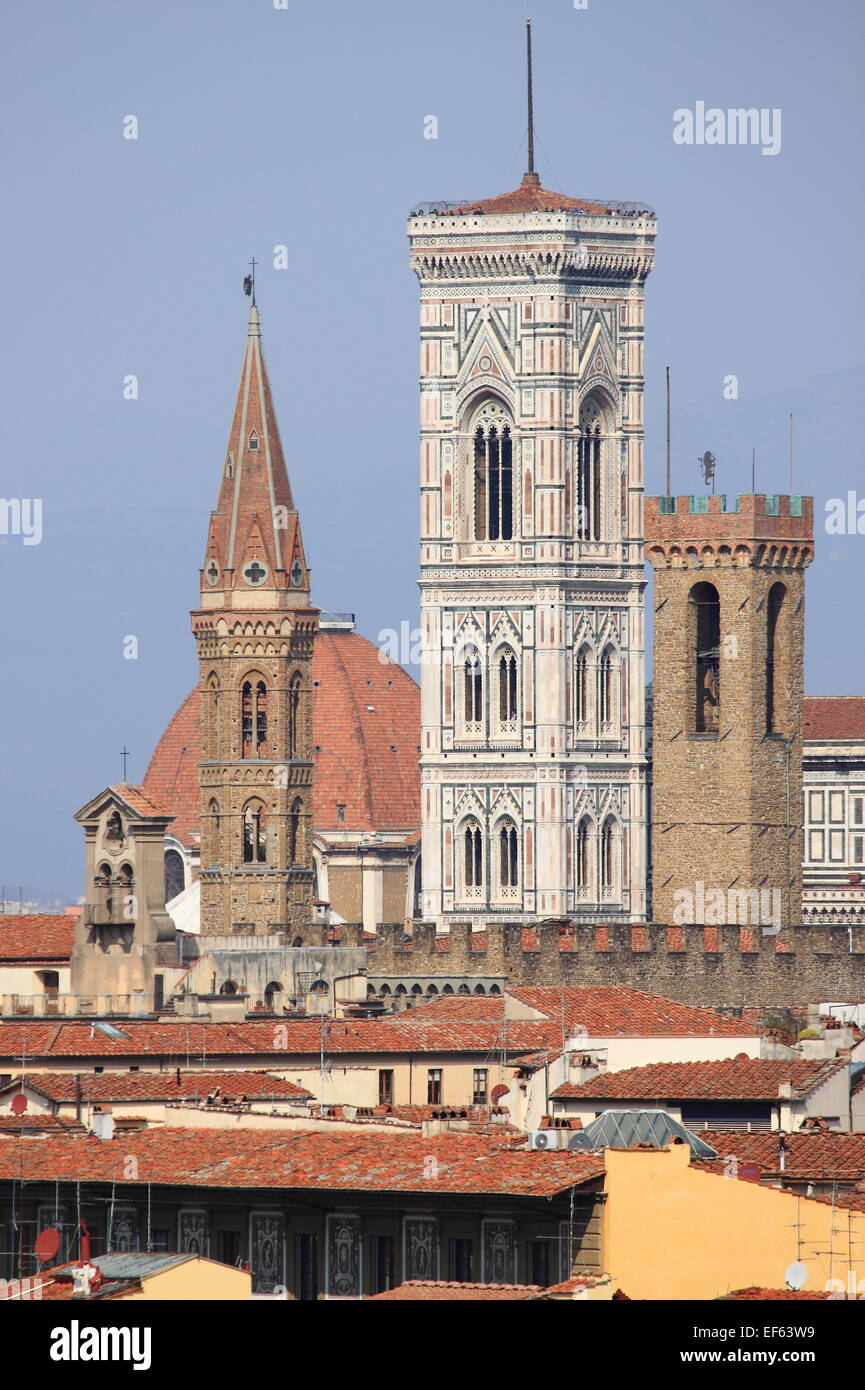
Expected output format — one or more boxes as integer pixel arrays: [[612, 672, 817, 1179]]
[[0, 0, 862, 902]]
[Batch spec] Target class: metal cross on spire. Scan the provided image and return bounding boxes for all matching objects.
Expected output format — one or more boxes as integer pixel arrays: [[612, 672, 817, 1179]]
[[243, 256, 257, 306], [119, 746, 130, 782]]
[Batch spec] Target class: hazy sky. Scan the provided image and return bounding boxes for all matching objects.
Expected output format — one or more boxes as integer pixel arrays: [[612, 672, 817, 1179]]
[[1, 0, 863, 902]]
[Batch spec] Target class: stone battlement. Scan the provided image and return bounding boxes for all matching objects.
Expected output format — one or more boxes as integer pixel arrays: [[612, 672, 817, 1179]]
[[364, 921, 865, 1008], [645, 493, 813, 546]]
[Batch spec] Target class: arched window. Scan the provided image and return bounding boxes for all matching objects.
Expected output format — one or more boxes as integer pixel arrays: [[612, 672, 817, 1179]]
[[496, 648, 518, 729], [207, 674, 220, 754], [288, 673, 301, 757], [95, 862, 113, 920], [255, 680, 267, 752], [462, 647, 483, 728], [472, 400, 514, 541], [264, 981, 282, 1011], [243, 801, 267, 864], [220, 980, 239, 995], [496, 819, 519, 899], [766, 582, 786, 734], [575, 645, 592, 731], [690, 582, 721, 733], [600, 817, 621, 899], [576, 396, 607, 541], [412, 856, 422, 917], [288, 797, 303, 864], [164, 849, 184, 903], [575, 818, 592, 897], [462, 819, 483, 899], [241, 678, 268, 757], [598, 645, 619, 734]]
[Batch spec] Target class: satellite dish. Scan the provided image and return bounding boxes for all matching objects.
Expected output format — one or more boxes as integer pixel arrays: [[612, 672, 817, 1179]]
[[785, 1260, 808, 1291], [10, 1093, 27, 1115], [490, 1084, 509, 1104], [740, 1162, 763, 1184], [34, 1228, 61, 1263]]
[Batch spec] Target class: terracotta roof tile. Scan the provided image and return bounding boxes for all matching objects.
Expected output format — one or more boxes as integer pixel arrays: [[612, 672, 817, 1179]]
[[0, 916, 75, 962], [0, 1127, 606, 1197], [368, 1280, 542, 1300], [804, 696, 865, 741], [108, 784, 173, 819], [0, 1016, 558, 1060], [445, 181, 620, 218], [508, 986, 757, 1038], [696, 1130, 865, 1181], [720, 1287, 831, 1301], [0, 1070, 312, 1104], [550, 1058, 843, 1102]]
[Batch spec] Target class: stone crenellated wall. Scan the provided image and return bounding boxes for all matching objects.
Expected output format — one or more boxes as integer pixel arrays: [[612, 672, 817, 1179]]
[[362, 920, 865, 1008]]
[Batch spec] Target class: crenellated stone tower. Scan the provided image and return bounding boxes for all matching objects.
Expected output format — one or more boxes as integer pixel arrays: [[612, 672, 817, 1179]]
[[408, 172, 656, 927], [191, 303, 318, 936], [645, 493, 814, 930]]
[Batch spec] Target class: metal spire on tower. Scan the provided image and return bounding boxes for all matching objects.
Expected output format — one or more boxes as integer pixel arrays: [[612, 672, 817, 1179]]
[[524, 19, 539, 186]]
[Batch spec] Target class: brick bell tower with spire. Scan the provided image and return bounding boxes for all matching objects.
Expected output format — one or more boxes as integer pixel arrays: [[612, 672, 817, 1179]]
[[191, 301, 318, 937]]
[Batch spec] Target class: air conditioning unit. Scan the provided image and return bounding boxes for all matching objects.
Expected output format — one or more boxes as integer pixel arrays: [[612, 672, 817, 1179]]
[[528, 1129, 564, 1151]]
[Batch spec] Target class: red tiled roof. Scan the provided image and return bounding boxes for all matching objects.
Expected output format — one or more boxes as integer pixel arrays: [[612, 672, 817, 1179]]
[[0, 916, 75, 962], [720, 1287, 831, 1301], [508, 986, 757, 1038], [108, 784, 173, 819], [145, 630, 420, 844], [368, 1280, 542, 1301], [697, 1130, 865, 1181], [399, 994, 506, 1021], [0, 1114, 82, 1132], [0, 1016, 559, 1061], [804, 696, 865, 741], [0, 1070, 312, 1104], [0, 1128, 606, 1197], [550, 1058, 843, 1102], [446, 179, 616, 218]]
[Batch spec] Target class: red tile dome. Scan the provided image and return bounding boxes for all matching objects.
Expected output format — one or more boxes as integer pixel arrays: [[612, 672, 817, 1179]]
[[144, 628, 420, 847]]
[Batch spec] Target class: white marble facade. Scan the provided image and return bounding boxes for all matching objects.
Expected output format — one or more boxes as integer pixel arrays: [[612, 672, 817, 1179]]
[[408, 198, 656, 926]]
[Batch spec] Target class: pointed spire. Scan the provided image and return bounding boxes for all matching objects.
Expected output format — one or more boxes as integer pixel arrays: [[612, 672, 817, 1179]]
[[523, 18, 540, 188], [201, 302, 310, 606]]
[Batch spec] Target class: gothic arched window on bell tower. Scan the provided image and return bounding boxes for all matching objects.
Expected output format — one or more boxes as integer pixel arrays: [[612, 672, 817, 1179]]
[[576, 394, 612, 542], [255, 680, 267, 754], [574, 644, 594, 737], [494, 646, 519, 734], [288, 672, 302, 757], [288, 796, 303, 864], [207, 673, 220, 756], [460, 818, 484, 901], [600, 816, 621, 900], [690, 582, 721, 734], [495, 818, 520, 901], [575, 817, 593, 900], [241, 677, 268, 758], [471, 399, 514, 542], [243, 800, 268, 864], [598, 644, 620, 738], [461, 646, 484, 734], [766, 582, 787, 735]]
